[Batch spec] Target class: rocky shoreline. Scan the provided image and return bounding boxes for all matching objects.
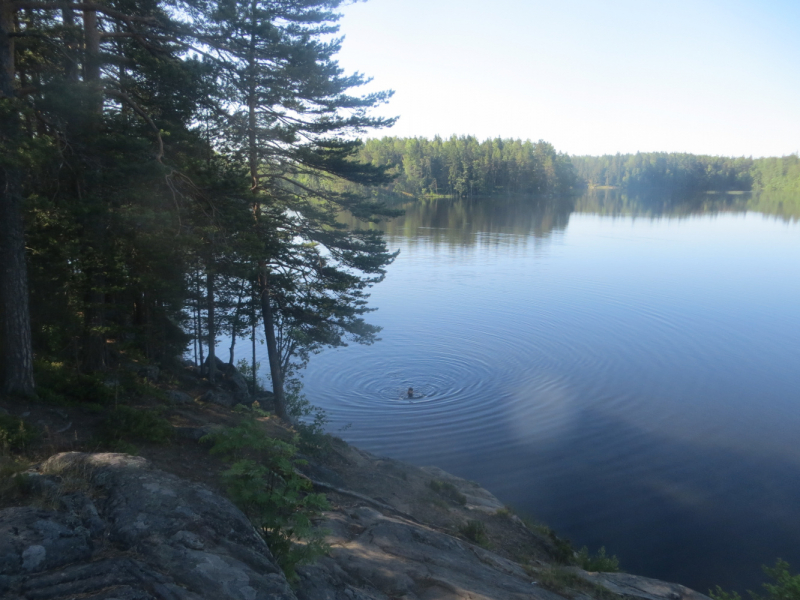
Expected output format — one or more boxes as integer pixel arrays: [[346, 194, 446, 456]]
[[0, 360, 715, 600], [0, 446, 713, 600]]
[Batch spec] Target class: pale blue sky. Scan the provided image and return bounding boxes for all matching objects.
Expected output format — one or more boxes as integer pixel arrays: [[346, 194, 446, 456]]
[[335, 0, 800, 157]]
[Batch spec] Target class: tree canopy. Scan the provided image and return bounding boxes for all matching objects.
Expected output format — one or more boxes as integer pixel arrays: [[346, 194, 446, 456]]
[[0, 0, 398, 419], [343, 139, 800, 199], [353, 135, 578, 197], [571, 152, 800, 194]]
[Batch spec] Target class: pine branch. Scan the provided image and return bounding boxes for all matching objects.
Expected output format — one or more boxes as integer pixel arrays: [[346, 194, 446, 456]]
[[104, 88, 164, 163]]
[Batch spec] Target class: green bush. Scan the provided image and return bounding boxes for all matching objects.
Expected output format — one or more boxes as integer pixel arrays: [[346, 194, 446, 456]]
[[577, 546, 620, 572], [286, 379, 330, 455], [459, 519, 489, 547], [116, 369, 168, 402], [548, 529, 576, 564], [711, 560, 800, 600], [202, 406, 330, 581], [100, 406, 173, 444], [0, 415, 37, 453], [35, 360, 114, 405]]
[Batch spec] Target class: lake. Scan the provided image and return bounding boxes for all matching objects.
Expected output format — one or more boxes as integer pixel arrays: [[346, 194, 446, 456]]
[[258, 190, 800, 594]]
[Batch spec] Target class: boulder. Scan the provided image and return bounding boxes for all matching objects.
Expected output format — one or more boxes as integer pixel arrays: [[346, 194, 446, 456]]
[[200, 356, 226, 378], [177, 367, 200, 387], [199, 358, 251, 397], [0, 453, 296, 600], [138, 365, 160, 382], [224, 371, 250, 395], [0, 506, 93, 577]]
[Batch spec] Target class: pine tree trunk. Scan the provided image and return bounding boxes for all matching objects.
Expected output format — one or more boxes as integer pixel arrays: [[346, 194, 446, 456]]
[[62, 1, 78, 81], [193, 303, 199, 366], [0, 0, 35, 396], [258, 262, 289, 422], [206, 268, 216, 383], [0, 168, 35, 396], [82, 5, 100, 83], [0, 0, 14, 98], [228, 281, 246, 365], [245, 19, 288, 420], [196, 270, 204, 368], [251, 307, 257, 394], [80, 4, 107, 372]]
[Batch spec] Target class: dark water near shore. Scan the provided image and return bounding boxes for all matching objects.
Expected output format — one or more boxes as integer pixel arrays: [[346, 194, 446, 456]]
[[258, 191, 800, 593]]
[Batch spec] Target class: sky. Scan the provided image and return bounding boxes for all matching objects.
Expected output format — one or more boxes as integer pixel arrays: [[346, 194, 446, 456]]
[[334, 0, 800, 157]]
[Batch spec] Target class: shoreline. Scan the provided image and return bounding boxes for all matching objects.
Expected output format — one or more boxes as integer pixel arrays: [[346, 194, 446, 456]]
[[0, 362, 717, 600]]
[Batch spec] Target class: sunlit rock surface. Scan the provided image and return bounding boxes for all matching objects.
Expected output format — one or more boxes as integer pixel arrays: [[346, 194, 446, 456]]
[[0, 451, 714, 600]]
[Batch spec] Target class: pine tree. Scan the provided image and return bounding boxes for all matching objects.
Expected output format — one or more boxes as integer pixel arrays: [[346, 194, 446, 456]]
[[184, 0, 397, 420]]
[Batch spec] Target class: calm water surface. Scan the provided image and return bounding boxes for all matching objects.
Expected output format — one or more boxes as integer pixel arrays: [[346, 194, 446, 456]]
[[262, 193, 800, 593]]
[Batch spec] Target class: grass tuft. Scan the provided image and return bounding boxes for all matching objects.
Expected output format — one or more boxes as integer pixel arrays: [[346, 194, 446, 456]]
[[428, 479, 467, 505], [536, 565, 619, 599], [459, 519, 489, 547]]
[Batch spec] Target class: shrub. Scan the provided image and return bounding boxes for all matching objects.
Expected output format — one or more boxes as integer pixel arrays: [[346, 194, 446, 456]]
[[116, 369, 168, 402], [35, 360, 114, 405], [577, 546, 620, 573], [99, 406, 173, 444], [460, 519, 489, 547], [0, 415, 37, 453], [202, 406, 330, 580], [548, 529, 576, 564], [286, 379, 330, 455], [711, 560, 800, 600], [759, 560, 800, 600]]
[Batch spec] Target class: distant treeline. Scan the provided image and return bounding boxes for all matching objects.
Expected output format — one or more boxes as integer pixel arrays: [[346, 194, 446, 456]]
[[355, 137, 800, 197], [751, 155, 800, 193], [572, 153, 800, 194], [356, 136, 578, 197]]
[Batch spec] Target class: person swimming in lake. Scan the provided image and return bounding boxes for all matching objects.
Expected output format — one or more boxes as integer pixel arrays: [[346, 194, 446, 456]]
[[407, 387, 414, 398]]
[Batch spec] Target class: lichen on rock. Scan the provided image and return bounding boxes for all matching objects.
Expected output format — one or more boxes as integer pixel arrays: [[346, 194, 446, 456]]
[[0, 452, 296, 600]]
